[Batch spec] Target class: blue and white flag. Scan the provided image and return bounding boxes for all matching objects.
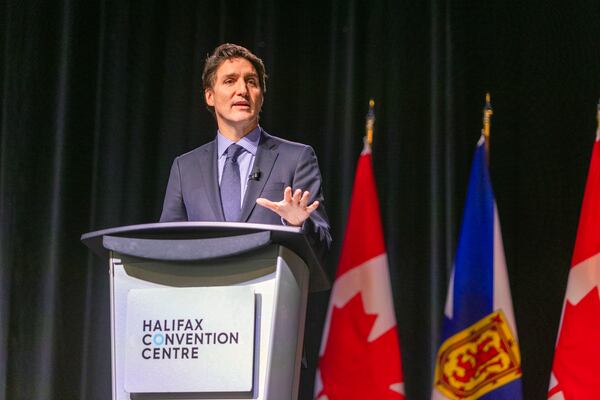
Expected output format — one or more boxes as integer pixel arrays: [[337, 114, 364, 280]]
[[432, 136, 523, 400]]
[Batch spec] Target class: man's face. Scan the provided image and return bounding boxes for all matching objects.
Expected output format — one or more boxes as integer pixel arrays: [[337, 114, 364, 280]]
[[205, 57, 263, 137]]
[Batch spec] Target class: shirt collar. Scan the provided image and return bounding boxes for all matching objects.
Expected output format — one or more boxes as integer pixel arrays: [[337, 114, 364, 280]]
[[217, 126, 261, 158]]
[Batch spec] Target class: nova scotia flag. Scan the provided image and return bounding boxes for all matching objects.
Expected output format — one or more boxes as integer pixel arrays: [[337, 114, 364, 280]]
[[432, 136, 523, 400]]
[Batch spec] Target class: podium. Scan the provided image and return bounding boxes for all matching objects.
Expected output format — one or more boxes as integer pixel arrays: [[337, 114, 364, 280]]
[[81, 222, 329, 400]]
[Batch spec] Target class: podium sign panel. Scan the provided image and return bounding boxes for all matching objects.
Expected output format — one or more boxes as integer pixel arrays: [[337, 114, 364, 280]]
[[124, 286, 255, 393]]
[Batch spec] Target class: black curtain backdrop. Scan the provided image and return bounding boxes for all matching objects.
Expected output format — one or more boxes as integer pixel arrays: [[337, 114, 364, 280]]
[[2, 1, 600, 399]]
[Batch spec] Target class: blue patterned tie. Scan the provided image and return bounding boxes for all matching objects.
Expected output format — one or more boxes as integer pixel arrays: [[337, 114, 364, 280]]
[[220, 144, 244, 221]]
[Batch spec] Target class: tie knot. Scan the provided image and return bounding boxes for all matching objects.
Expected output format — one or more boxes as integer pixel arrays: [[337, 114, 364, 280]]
[[226, 144, 243, 162]]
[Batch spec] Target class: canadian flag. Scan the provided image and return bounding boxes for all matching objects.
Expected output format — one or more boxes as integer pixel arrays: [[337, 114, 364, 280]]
[[314, 140, 404, 400], [548, 129, 600, 399]]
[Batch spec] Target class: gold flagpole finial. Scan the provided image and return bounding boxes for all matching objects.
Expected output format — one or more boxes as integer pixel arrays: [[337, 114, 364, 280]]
[[596, 98, 600, 131], [366, 99, 375, 146], [482, 93, 493, 156], [483, 93, 493, 139], [596, 98, 600, 140]]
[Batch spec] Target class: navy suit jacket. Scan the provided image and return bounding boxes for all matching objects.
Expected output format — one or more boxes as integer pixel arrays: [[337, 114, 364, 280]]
[[160, 129, 332, 255]]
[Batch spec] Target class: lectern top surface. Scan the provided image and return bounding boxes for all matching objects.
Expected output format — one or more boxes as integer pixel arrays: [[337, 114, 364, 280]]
[[81, 222, 330, 291], [81, 221, 301, 241]]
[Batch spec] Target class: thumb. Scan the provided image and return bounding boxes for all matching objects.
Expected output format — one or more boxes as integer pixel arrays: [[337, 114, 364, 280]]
[[256, 197, 278, 211]]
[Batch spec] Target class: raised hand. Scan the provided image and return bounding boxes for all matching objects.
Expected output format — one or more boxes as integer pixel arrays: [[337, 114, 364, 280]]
[[256, 186, 319, 227]]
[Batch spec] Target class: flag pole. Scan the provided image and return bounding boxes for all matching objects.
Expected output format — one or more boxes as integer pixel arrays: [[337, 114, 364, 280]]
[[482, 92, 493, 161], [366, 99, 375, 149]]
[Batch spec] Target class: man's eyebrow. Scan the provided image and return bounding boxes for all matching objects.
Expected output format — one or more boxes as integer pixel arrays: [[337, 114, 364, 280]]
[[222, 72, 239, 79]]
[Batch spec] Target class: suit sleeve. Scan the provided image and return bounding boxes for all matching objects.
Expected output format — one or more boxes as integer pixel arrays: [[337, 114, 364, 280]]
[[292, 146, 332, 258], [159, 158, 188, 222]]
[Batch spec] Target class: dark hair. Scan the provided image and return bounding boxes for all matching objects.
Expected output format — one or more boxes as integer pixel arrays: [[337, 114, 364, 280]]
[[202, 43, 267, 113]]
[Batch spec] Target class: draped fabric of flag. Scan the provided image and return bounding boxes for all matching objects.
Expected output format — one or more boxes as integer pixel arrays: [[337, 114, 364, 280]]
[[548, 131, 600, 400], [432, 136, 523, 400], [314, 141, 404, 400]]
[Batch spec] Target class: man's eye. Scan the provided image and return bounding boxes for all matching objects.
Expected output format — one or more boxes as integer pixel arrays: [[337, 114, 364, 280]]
[[224, 79, 233, 84], [247, 79, 257, 86]]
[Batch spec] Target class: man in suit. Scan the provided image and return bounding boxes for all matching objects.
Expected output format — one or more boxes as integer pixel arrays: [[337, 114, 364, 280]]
[[160, 43, 331, 254]]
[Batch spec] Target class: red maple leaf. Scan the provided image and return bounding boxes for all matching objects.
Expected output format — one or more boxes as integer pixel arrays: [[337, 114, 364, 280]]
[[317, 293, 404, 400], [553, 288, 600, 399]]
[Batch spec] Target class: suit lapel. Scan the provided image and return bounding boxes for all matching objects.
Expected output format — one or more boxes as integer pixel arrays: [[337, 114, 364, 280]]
[[197, 140, 225, 221], [240, 132, 278, 222]]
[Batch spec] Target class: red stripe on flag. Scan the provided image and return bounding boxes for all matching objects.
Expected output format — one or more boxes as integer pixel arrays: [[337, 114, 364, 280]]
[[551, 288, 600, 399], [571, 140, 600, 267], [550, 138, 600, 399], [336, 153, 386, 276]]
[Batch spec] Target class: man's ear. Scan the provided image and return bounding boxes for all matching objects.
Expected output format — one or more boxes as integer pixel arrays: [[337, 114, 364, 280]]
[[205, 89, 214, 106]]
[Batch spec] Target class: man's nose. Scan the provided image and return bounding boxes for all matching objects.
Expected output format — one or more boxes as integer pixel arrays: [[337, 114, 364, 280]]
[[235, 80, 248, 96]]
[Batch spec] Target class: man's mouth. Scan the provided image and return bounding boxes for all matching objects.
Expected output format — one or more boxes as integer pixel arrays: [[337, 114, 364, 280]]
[[233, 101, 250, 108]]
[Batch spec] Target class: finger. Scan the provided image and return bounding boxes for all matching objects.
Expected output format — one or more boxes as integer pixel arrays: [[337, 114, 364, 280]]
[[306, 200, 319, 213], [283, 186, 293, 202], [299, 191, 310, 208], [256, 197, 279, 211], [293, 189, 302, 204]]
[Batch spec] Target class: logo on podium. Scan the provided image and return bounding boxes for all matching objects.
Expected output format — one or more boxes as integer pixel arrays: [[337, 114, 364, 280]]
[[124, 286, 255, 393]]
